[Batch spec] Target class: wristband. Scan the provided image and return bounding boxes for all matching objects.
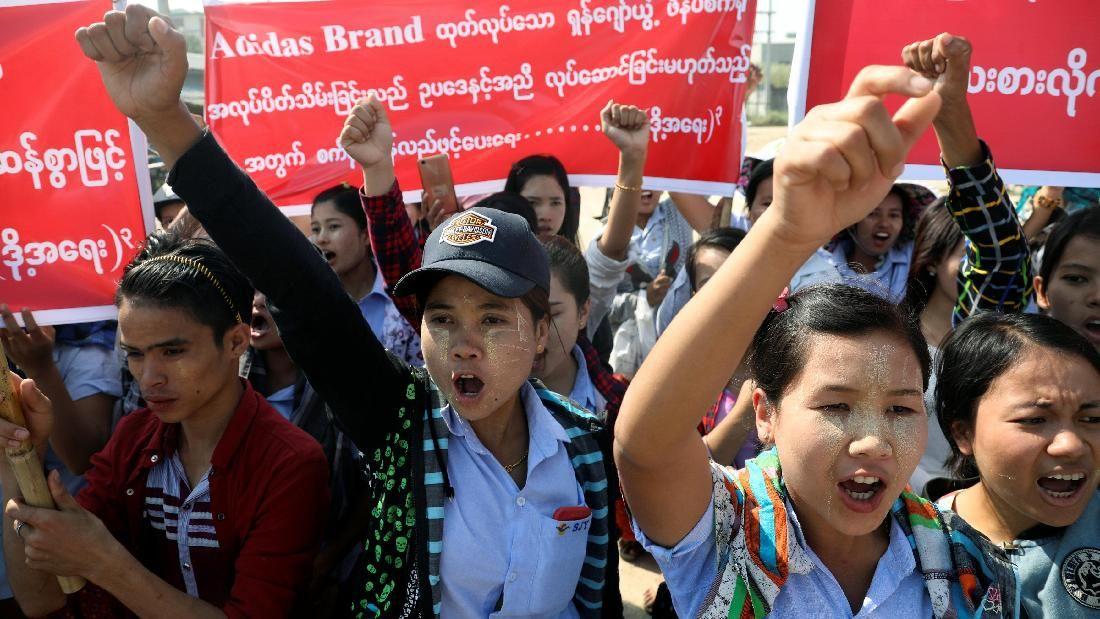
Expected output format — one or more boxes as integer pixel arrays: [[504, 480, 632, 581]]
[[615, 182, 642, 192]]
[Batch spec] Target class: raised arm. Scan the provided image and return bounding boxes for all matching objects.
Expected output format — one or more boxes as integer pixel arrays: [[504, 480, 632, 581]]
[[667, 193, 716, 233], [75, 6, 408, 448], [615, 67, 941, 546], [904, 33, 1032, 324], [344, 98, 423, 328], [595, 102, 650, 261]]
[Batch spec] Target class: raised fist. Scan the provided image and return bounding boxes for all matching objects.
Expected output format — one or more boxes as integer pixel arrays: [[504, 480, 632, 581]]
[[769, 66, 941, 249], [902, 33, 972, 104], [74, 5, 188, 124], [339, 95, 395, 170], [600, 101, 649, 157]]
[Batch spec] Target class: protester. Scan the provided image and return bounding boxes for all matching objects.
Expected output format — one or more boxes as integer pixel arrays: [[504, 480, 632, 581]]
[[656, 165, 774, 336], [153, 182, 186, 229], [1019, 185, 1100, 243], [309, 183, 423, 367], [897, 32, 1033, 495], [0, 313, 121, 486], [934, 312, 1100, 617], [0, 313, 122, 616], [615, 63, 1007, 617], [504, 154, 579, 245], [243, 292, 369, 610], [1035, 207, 1100, 351], [1, 232, 329, 617], [363, 187, 537, 332], [75, 8, 616, 615]]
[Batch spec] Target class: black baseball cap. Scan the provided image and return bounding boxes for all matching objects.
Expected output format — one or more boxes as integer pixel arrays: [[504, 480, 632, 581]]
[[393, 207, 550, 298]]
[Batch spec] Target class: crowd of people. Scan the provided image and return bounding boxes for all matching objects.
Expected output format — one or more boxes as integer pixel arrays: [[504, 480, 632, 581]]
[[0, 6, 1097, 618]]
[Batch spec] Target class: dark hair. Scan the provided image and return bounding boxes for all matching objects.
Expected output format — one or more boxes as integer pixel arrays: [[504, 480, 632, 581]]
[[504, 154, 579, 245], [311, 183, 367, 230], [1039, 207, 1100, 284], [117, 233, 253, 345], [749, 283, 931, 408], [154, 199, 184, 220], [744, 159, 774, 210], [542, 236, 590, 307], [686, 227, 746, 293], [902, 199, 964, 315], [473, 191, 538, 233], [936, 312, 1100, 478]]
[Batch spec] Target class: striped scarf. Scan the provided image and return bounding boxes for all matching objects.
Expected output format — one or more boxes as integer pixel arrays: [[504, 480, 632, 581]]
[[352, 372, 609, 617], [698, 448, 1012, 619]]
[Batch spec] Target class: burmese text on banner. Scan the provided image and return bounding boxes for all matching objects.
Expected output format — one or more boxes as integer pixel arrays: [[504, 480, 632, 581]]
[[790, 0, 1100, 187], [203, 0, 757, 213], [0, 0, 154, 325]]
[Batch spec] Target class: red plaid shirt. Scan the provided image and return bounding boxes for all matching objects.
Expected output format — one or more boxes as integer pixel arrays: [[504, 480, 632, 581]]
[[360, 181, 627, 418]]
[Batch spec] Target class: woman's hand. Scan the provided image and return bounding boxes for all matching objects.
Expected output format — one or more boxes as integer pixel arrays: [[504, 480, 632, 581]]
[[769, 66, 941, 251]]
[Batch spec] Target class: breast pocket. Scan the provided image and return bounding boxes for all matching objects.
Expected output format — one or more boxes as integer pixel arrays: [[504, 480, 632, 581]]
[[526, 512, 592, 615]]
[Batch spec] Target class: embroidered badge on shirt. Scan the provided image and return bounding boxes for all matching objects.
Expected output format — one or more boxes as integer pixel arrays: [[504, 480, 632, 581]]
[[1062, 547, 1100, 609], [440, 212, 496, 247]]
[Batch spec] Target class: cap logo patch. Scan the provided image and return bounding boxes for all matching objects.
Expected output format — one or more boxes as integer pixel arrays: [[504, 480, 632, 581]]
[[440, 211, 496, 247]]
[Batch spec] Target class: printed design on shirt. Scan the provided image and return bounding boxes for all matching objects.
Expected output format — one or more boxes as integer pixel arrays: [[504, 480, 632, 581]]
[[1062, 547, 1100, 609], [439, 211, 496, 247], [144, 458, 220, 549]]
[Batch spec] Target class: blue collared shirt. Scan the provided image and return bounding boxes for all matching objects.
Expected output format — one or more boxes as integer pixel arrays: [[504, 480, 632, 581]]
[[790, 240, 914, 303], [357, 270, 395, 339], [637, 493, 931, 618], [439, 382, 587, 618], [567, 345, 605, 414]]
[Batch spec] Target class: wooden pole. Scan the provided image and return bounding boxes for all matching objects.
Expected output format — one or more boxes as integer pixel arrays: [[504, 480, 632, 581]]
[[0, 342, 85, 594]]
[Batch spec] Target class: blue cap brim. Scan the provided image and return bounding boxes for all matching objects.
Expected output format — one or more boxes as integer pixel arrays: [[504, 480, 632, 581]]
[[392, 258, 538, 299]]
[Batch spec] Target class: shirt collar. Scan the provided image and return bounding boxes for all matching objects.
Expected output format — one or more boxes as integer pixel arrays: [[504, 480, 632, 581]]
[[440, 382, 571, 461], [360, 264, 390, 302], [139, 379, 258, 471]]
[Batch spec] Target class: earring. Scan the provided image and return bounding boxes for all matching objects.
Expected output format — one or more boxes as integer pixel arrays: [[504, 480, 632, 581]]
[[928, 268, 937, 276]]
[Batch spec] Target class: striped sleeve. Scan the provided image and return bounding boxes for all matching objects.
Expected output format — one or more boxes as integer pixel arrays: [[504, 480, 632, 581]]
[[943, 142, 1033, 327]]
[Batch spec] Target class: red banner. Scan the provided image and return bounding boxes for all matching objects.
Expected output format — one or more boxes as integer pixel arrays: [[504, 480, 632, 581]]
[[0, 0, 153, 325], [791, 0, 1100, 188], [203, 0, 756, 213]]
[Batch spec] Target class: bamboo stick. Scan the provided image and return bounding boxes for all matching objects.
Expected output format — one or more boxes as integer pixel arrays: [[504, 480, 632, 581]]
[[0, 342, 85, 594]]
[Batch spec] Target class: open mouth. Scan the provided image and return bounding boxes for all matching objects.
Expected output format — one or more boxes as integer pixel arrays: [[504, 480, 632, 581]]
[[452, 373, 485, 399], [872, 232, 891, 242], [1037, 472, 1087, 501], [1085, 320, 1100, 339], [251, 312, 271, 339], [839, 475, 885, 501], [322, 250, 337, 263]]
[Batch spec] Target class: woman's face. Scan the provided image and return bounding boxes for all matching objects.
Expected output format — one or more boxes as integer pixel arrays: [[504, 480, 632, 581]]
[[954, 345, 1100, 532], [532, 273, 588, 382], [521, 175, 567, 241], [691, 246, 732, 292], [850, 193, 905, 258], [758, 330, 927, 540], [310, 201, 370, 277], [748, 177, 773, 224], [249, 292, 283, 352], [1036, 235, 1100, 350], [421, 275, 549, 422]]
